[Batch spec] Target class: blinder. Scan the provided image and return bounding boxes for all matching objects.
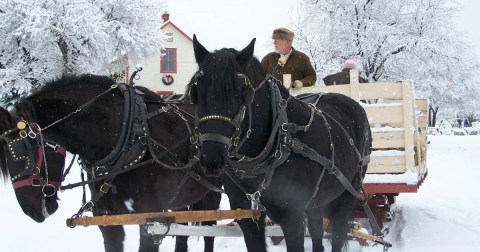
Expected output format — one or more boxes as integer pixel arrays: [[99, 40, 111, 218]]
[[189, 70, 204, 104], [0, 118, 66, 196]]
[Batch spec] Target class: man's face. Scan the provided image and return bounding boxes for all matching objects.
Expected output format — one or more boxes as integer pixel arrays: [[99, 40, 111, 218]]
[[274, 38, 291, 55]]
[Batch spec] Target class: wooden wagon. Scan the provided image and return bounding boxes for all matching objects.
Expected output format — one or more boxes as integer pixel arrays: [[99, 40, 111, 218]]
[[292, 69, 429, 228]]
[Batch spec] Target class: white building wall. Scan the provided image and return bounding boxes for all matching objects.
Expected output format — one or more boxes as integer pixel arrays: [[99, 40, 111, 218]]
[[128, 23, 197, 95]]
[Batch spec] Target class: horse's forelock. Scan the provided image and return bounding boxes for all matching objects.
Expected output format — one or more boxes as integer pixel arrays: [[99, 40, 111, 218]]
[[15, 100, 37, 123], [0, 145, 9, 182], [0, 107, 13, 182], [202, 49, 242, 104]]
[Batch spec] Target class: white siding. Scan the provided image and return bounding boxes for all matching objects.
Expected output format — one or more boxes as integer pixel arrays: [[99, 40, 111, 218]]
[[128, 22, 197, 95]]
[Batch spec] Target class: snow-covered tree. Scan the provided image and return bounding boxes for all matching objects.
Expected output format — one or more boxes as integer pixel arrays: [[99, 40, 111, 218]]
[[293, 0, 480, 126], [0, 0, 165, 107]]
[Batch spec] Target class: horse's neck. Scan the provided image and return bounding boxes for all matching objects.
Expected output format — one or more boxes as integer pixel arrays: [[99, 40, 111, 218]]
[[35, 93, 124, 160], [245, 85, 275, 151]]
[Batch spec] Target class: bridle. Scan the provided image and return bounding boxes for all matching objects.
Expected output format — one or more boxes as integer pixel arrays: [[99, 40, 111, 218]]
[[192, 72, 255, 152], [0, 118, 66, 197]]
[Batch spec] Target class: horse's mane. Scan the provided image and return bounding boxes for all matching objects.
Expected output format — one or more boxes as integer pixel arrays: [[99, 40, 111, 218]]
[[30, 74, 168, 106], [30, 74, 116, 101]]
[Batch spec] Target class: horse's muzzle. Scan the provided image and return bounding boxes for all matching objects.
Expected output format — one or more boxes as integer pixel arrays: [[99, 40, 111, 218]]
[[199, 149, 226, 178]]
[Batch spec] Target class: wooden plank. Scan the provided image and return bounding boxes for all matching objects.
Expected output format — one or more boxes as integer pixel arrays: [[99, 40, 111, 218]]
[[349, 69, 360, 101], [417, 114, 428, 125], [363, 183, 418, 193], [372, 131, 405, 149], [401, 80, 416, 171], [295, 85, 350, 96], [357, 82, 404, 100], [415, 98, 429, 171], [367, 156, 406, 174], [67, 209, 260, 227], [293, 82, 404, 101], [365, 106, 404, 124]]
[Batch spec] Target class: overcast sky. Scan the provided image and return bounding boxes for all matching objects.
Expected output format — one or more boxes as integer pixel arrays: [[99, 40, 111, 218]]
[[163, 0, 299, 59], [164, 0, 480, 60], [454, 0, 480, 57]]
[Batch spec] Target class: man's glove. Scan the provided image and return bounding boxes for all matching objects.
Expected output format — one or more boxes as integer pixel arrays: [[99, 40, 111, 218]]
[[292, 80, 303, 89]]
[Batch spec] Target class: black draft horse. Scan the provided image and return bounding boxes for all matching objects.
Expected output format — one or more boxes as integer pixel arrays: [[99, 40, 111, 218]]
[[0, 75, 221, 252], [189, 36, 372, 252]]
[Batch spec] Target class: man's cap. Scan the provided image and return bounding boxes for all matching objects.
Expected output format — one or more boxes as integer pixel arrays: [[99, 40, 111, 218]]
[[272, 28, 294, 41]]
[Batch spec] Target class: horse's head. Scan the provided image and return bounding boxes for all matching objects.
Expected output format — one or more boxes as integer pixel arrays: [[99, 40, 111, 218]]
[[190, 35, 257, 176], [0, 105, 66, 222]]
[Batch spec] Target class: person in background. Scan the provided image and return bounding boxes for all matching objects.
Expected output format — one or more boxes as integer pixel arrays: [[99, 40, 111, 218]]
[[261, 28, 316, 89], [323, 59, 368, 86]]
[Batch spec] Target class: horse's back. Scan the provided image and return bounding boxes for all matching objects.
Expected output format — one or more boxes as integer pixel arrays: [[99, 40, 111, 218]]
[[298, 92, 371, 154]]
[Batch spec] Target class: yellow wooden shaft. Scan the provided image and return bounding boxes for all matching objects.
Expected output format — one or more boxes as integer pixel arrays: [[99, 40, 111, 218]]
[[68, 209, 260, 227]]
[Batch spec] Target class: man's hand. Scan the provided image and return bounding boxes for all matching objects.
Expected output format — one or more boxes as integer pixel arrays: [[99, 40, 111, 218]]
[[292, 80, 303, 89]]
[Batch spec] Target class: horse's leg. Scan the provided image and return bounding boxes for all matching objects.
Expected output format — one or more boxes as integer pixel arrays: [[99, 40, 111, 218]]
[[191, 190, 222, 252], [139, 224, 161, 252], [99, 225, 125, 252], [173, 205, 189, 252], [236, 212, 267, 252], [174, 235, 188, 252], [274, 209, 306, 252], [325, 191, 357, 252], [223, 179, 267, 252], [306, 207, 325, 252], [174, 191, 221, 252]]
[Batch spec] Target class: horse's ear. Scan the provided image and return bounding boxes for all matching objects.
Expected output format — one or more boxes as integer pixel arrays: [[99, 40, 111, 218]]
[[193, 34, 210, 63], [236, 38, 256, 67]]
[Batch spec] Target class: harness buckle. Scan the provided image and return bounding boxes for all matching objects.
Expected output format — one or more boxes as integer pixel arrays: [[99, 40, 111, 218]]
[[274, 149, 282, 159], [100, 182, 113, 193], [233, 169, 246, 178], [31, 176, 45, 187], [19, 130, 27, 139], [246, 191, 265, 211], [232, 136, 239, 147]]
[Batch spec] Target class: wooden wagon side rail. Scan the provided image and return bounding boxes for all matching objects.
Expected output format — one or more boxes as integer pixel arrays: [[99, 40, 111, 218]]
[[67, 209, 260, 227], [291, 70, 428, 177]]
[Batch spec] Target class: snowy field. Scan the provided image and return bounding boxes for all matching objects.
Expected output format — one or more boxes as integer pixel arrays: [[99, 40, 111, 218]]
[[1, 135, 479, 251]]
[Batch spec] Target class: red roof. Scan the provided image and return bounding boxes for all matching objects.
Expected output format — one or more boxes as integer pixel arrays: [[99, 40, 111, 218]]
[[161, 21, 193, 42]]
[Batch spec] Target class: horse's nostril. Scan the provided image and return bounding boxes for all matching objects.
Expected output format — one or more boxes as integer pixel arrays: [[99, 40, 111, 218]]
[[200, 152, 225, 171]]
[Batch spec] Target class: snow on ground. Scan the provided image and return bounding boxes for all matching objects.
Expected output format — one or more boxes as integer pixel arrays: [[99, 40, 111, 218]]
[[1, 135, 479, 251]]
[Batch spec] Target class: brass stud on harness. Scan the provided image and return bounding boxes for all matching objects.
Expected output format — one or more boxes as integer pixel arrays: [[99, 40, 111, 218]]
[[17, 121, 26, 130]]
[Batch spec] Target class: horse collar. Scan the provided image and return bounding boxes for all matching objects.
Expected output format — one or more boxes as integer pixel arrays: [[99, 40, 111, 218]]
[[82, 84, 147, 174]]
